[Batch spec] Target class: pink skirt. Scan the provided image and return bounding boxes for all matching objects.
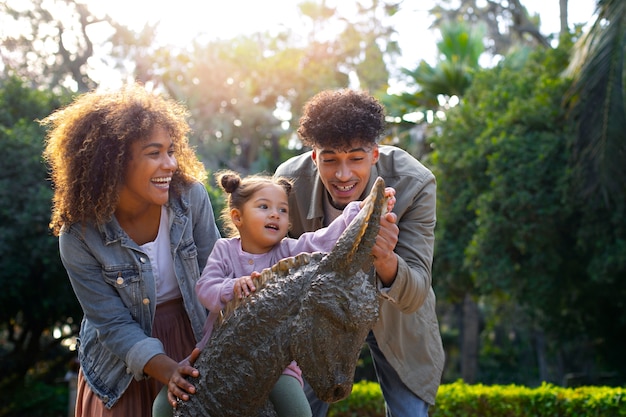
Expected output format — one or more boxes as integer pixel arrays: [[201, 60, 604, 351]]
[[74, 298, 196, 417]]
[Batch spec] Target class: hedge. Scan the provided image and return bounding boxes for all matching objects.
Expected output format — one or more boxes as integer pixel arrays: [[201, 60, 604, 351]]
[[327, 380, 626, 417]]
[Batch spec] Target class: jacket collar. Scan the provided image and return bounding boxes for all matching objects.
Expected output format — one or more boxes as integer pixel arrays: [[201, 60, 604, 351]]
[[98, 189, 189, 246]]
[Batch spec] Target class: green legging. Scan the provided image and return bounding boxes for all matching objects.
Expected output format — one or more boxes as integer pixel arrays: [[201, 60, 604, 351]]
[[152, 374, 312, 417], [152, 385, 172, 417], [269, 374, 312, 417]]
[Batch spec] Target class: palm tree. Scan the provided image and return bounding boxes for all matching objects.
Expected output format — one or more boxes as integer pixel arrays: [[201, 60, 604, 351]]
[[381, 19, 485, 159], [400, 19, 485, 108], [565, 0, 626, 207]]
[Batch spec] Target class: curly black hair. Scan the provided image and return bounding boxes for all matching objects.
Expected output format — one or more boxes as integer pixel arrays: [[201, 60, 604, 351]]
[[297, 89, 386, 150]]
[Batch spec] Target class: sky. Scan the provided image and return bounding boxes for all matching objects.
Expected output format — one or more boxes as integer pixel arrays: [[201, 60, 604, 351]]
[[82, 0, 598, 89]]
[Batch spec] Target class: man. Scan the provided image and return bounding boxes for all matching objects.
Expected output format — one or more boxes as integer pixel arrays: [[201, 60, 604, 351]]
[[274, 89, 445, 417]]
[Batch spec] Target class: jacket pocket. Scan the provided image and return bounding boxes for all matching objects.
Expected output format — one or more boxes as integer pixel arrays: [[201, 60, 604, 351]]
[[178, 239, 200, 281], [102, 267, 143, 317]]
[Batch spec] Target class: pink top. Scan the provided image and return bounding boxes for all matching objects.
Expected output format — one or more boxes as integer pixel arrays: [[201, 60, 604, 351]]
[[195, 201, 361, 386]]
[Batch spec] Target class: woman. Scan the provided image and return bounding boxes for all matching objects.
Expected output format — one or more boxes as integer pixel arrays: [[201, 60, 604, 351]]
[[41, 83, 220, 416]]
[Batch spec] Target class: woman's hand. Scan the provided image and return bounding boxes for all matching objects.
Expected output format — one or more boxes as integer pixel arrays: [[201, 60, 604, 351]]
[[167, 348, 202, 407]]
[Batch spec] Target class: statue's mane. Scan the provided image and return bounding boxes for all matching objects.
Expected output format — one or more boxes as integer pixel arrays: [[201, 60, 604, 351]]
[[217, 252, 319, 326]]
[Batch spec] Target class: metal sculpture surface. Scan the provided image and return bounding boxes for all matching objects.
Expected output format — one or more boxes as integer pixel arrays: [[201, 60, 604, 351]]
[[175, 177, 387, 417]]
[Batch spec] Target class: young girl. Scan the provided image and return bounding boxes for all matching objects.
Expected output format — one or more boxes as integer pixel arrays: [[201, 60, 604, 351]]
[[161, 170, 395, 416], [41, 83, 221, 417]]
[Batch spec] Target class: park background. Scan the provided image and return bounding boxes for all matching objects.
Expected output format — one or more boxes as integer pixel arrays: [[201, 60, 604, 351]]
[[1, 0, 624, 415]]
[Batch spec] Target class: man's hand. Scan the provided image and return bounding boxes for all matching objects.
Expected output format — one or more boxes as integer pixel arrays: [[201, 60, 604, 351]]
[[372, 211, 399, 286]]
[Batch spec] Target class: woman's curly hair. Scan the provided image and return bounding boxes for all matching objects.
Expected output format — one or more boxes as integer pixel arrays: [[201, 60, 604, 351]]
[[215, 170, 292, 238], [41, 82, 206, 236], [297, 89, 386, 150]]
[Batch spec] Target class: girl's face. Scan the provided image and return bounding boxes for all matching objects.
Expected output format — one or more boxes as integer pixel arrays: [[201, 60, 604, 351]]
[[117, 126, 177, 211], [232, 183, 289, 254]]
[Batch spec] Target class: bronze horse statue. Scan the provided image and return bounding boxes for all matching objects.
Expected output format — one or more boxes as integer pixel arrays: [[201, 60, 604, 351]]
[[175, 177, 387, 417]]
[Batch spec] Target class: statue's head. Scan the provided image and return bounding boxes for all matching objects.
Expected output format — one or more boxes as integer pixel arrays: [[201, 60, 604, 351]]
[[291, 268, 379, 402]]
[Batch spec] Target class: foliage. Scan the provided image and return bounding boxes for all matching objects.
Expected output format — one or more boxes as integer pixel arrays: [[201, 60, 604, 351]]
[[108, 1, 400, 175], [564, 0, 626, 208], [204, 175, 227, 236], [430, 31, 626, 384], [405, 19, 485, 99], [430, 0, 552, 56], [2, 1, 625, 411], [0, 0, 106, 92], [432, 380, 626, 417], [329, 380, 626, 417], [147, 33, 320, 175], [328, 381, 385, 417], [381, 19, 485, 159], [0, 76, 79, 416], [1, 379, 70, 417]]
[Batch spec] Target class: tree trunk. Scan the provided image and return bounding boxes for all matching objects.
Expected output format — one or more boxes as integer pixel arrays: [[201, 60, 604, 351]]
[[559, 0, 569, 36], [461, 293, 479, 383], [534, 328, 549, 381]]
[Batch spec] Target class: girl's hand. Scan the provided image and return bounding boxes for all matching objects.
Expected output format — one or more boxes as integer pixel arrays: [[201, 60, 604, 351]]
[[359, 187, 396, 214], [234, 274, 257, 299], [384, 187, 396, 213]]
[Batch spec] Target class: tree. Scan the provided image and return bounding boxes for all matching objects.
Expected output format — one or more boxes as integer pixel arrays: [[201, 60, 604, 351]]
[[563, 0, 626, 377], [0, 0, 109, 92], [129, 32, 343, 175], [382, 19, 486, 160], [430, 0, 553, 57], [0, 76, 81, 416], [110, 0, 401, 176], [565, 0, 625, 207], [430, 31, 626, 385]]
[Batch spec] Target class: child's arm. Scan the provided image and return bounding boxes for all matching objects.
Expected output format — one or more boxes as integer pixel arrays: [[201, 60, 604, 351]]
[[285, 187, 397, 255], [195, 240, 238, 311]]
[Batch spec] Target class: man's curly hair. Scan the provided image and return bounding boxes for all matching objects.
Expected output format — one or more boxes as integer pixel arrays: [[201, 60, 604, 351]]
[[297, 89, 386, 150], [41, 82, 206, 236]]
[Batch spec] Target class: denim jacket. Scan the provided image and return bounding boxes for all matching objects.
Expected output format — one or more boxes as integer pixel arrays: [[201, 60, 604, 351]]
[[59, 181, 220, 409]]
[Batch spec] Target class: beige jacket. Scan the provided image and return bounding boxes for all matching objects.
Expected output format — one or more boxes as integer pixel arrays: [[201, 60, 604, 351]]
[[275, 145, 445, 405]]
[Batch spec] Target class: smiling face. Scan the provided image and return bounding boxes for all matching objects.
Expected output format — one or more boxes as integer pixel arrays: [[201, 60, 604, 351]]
[[233, 183, 290, 254], [117, 126, 177, 212], [312, 142, 379, 209]]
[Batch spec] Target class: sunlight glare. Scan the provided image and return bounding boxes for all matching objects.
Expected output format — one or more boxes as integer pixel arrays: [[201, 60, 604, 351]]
[[74, 0, 596, 89]]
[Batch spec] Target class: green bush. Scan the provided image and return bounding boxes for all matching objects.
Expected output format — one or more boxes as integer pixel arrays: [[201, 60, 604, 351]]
[[328, 381, 385, 417], [328, 380, 626, 417]]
